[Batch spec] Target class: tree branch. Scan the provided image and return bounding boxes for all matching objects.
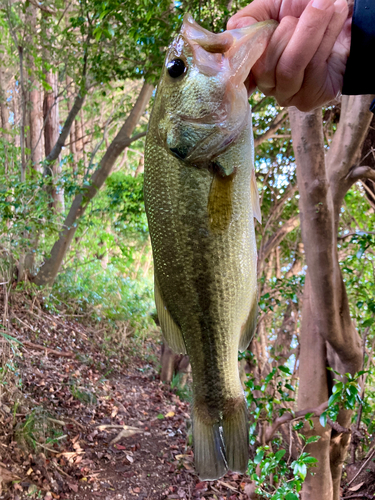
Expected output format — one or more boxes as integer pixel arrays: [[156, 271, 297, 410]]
[[259, 214, 300, 266], [28, 0, 56, 15], [327, 95, 374, 216], [346, 165, 375, 182], [260, 401, 329, 444], [45, 92, 86, 162], [254, 108, 288, 148], [45, 48, 89, 163]]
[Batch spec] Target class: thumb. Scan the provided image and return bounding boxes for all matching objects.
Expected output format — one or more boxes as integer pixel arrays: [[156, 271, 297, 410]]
[[227, 0, 281, 29]]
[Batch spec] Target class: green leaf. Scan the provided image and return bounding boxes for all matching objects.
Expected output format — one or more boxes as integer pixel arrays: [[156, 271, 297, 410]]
[[278, 365, 291, 374], [285, 494, 299, 500], [328, 393, 340, 406], [157, 414, 164, 419], [275, 449, 286, 461], [254, 450, 264, 465], [305, 436, 321, 445], [362, 317, 374, 327], [319, 412, 327, 428]]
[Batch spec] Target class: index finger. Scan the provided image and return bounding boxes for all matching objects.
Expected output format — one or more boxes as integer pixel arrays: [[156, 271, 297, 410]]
[[227, 0, 283, 29]]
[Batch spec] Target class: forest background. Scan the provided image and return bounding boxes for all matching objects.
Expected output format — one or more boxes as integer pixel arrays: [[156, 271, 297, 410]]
[[0, 0, 374, 499]]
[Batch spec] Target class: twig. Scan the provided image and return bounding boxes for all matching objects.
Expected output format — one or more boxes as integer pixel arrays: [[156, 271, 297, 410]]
[[262, 401, 329, 443], [65, 417, 86, 430], [110, 427, 143, 445], [22, 340, 74, 358], [96, 424, 143, 431], [217, 480, 239, 492], [53, 434, 68, 441], [342, 495, 373, 500], [47, 418, 66, 426], [347, 447, 375, 487], [12, 314, 34, 332], [52, 461, 73, 478], [36, 442, 60, 454], [5, 330, 73, 357]]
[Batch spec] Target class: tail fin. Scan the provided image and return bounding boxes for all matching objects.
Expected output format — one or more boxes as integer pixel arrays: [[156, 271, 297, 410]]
[[222, 397, 249, 473], [193, 397, 249, 480]]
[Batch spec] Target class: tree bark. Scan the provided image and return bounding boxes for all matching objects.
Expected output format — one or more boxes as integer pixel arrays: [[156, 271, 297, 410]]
[[43, 70, 64, 212], [26, 1, 43, 172], [33, 82, 154, 286], [29, 80, 43, 171], [0, 66, 10, 137], [289, 97, 370, 500], [66, 76, 77, 167]]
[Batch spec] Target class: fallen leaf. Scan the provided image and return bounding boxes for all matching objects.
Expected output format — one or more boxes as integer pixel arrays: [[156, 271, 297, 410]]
[[165, 411, 175, 418], [67, 482, 78, 492], [195, 482, 206, 490], [114, 444, 127, 450], [244, 483, 256, 497], [349, 482, 364, 492]]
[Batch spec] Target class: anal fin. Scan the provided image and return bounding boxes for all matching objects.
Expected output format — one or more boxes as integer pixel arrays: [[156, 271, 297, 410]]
[[239, 295, 258, 352], [154, 277, 186, 354]]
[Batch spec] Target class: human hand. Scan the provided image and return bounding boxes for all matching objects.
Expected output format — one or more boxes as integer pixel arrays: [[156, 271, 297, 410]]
[[227, 0, 351, 111]]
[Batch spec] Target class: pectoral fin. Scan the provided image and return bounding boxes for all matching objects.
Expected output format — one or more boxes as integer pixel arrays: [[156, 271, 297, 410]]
[[251, 169, 261, 223], [154, 278, 186, 354], [239, 296, 258, 352]]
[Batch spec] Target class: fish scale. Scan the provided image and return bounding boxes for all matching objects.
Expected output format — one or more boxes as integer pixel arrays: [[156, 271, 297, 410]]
[[144, 14, 277, 480]]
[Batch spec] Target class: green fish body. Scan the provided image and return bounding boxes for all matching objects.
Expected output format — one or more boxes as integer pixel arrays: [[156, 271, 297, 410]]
[[144, 15, 277, 480]]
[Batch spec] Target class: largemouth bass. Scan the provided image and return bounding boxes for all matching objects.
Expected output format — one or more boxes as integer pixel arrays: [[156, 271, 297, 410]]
[[144, 15, 277, 480]]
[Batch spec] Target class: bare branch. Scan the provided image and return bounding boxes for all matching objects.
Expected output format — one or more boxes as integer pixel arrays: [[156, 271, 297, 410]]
[[45, 92, 86, 162], [263, 183, 298, 234], [28, 0, 56, 15], [338, 231, 375, 240], [326, 417, 350, 434], [45, 48, 89, 163], [327, 95, 374, 211], [261, 401, 329, 443], [259, 215, 300, 266], [346, 165, 375, 182], [254, 108, 288, 148]]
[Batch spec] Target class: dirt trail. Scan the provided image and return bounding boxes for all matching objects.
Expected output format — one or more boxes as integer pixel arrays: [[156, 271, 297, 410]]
[[0, 296, 252, 500], [1, 295, 374, 500]]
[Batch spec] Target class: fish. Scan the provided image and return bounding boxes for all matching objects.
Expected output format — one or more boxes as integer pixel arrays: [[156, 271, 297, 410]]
[[144, 14, 277, 480]]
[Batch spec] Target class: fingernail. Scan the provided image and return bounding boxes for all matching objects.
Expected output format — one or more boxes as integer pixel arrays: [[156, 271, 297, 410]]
[[333, 0, 348, 14], [311, 0, 334, 10]]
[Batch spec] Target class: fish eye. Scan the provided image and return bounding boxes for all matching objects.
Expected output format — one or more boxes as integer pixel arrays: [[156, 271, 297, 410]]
[[167, 58, 186, 78]]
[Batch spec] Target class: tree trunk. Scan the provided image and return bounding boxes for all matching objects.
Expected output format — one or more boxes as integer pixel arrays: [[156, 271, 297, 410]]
[[66, 76, 77, 167], [44, 70, 65, 212], [0, 66, 10, 137], [289, 95, 373, 500], [33, 82, 153, 286], [29, 81, 43, 171]]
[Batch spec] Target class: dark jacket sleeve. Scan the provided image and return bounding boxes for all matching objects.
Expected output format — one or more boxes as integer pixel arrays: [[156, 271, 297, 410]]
[[342, 0, 375, 95]]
